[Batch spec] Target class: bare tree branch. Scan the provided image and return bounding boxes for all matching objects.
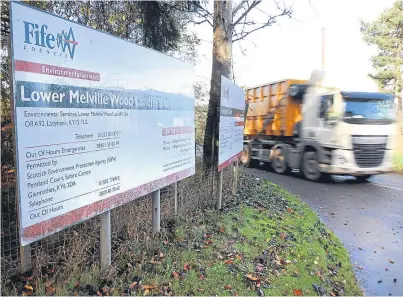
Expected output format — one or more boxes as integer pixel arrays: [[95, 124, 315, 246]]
[[191, 18, 212, 26], [232, 0, 262, 28], [232, 7, 292, 42], [232, 0, 248, 18], [192, 1, 213, 27]]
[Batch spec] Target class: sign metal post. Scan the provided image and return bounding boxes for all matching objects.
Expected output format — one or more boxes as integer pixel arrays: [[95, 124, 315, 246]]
[[152, 190, 161, 232], [100, 210, 111, 270]]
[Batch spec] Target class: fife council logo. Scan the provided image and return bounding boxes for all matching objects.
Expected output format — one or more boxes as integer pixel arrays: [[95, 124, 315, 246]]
[[23, 21, 78, 59]]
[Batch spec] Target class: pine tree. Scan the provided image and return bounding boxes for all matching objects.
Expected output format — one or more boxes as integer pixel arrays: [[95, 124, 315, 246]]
[[361, 1, 403, 132]]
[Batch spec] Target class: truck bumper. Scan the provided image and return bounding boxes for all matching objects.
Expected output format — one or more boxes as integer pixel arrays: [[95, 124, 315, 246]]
[[319, 149, 394, 176]]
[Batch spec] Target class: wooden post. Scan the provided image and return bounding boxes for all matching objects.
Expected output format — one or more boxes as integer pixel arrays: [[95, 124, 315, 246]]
[[20, 245, 32, 273], [217, 170, 223, 210], [232, 159, 239, 195], [152, 189, 161, 232], [100, 211, 111, 270], [174, 182, 178, 216]]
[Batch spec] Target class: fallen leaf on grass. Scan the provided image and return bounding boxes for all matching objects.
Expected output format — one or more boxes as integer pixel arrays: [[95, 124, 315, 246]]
[[246, 274, 258, 281], [224, 259, 234, 265], [293, 289, 303, 296], [280, 233, 287, 240], [203, 240, 212, 245], [203, 234, 212, 239], [183, 263, 191, 271], [219, 227, 225, 233], [142, 285, 156, 290], [96, 291, 102, 296], [171, 271, 180, 279], [280, 259, 291, 265], [45, 286, 56, 296], [287, 208, 294, 214], [159, 252, 164, 258], [236, 255, 242, 260], [129, 282, 138, 289], [143, 289, 150, 296], [24, 285, 34, 291], [224, 285, 232, 290], [198, 288, 204, 292]]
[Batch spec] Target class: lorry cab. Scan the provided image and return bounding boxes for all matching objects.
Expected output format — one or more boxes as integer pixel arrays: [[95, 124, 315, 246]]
[[302, 87, 396, 179]]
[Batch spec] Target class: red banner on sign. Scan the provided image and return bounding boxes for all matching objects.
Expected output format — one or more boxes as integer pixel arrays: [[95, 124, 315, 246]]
[[15, 60, 100, 81]]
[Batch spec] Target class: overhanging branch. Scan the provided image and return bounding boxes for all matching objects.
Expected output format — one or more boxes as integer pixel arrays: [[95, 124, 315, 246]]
[[232, 0, 248, 18], [232, 0, 262, 28], [232, 7, 292, 42]]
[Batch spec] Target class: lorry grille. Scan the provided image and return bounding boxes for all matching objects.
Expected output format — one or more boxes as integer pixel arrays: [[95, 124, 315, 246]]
[[352, 136, 387, 168]]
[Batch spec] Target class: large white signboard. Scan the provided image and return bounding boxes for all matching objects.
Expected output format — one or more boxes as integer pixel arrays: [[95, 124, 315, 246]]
[[10, 2, 195, 245], [218, 76, 245, 171]]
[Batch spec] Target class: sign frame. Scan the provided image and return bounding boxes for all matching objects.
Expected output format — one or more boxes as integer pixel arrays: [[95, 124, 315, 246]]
[[10, 2, 196, 246], [218, 76, 245, 172]]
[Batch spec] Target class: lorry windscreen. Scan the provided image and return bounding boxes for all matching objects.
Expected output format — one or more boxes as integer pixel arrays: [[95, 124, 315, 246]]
[[343, 98, 395, 124]]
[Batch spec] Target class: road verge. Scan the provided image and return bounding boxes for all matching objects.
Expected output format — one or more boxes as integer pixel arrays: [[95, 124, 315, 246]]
[[2, 173, 362, 296]]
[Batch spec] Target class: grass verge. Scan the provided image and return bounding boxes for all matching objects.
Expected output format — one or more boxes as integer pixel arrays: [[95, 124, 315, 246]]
[[3, 174, 362, 296], [393, 153, 403, 173]]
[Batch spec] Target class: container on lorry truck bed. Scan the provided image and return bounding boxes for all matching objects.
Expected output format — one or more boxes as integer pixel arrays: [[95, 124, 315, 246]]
[[241, 70, 397, 182]]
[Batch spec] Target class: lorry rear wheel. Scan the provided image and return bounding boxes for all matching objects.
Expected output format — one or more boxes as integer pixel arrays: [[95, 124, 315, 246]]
[[302, 151, 322, 182], [241, 144, 258, 168], [271, 147, 289, 174]]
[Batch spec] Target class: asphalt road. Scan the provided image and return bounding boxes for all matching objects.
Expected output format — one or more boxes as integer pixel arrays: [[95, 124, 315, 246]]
[[245, 167, 403, 296]]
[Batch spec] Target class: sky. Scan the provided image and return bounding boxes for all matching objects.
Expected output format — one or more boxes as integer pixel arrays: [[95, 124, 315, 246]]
[[191, 0, 397, 93]]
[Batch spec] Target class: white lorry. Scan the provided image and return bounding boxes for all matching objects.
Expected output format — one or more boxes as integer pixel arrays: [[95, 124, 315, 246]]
[[241, 70, 397, 182]]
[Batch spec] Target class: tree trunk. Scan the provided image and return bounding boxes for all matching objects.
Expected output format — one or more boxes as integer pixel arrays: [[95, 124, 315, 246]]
[[395, 40, 402, 135], [395, 84, 402, 135], [203, 0, 233, 168]]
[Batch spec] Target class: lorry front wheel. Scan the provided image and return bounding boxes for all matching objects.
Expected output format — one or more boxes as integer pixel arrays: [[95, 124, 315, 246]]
[[302, 151, 322, 182]]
